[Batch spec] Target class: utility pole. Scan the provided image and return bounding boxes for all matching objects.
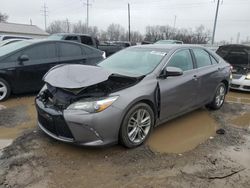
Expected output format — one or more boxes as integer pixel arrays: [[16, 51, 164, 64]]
[[128, 3, 131, 42], [173, 15, 177, 29], [66, 18, 70, 33], [212, 0, 221, 45], [236, 32, 240, 44], [83, 0, 91, 33], [41, 3, 48, 30]]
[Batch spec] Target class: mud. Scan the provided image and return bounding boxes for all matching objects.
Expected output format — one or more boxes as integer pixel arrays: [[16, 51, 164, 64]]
[[0, 92, 250, 188], [226, 91, 250, 105], [0, 96, 36, 151], [147, 109, 217, 153]]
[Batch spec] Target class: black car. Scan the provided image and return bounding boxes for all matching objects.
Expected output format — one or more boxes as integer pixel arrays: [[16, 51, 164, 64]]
[[0, 40, 105, 101]]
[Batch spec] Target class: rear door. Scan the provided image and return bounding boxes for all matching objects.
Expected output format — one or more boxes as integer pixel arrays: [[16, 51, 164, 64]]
[[15, 42, 58, 92], [159, 49, 198, 121], [191, 48, 221, 104]]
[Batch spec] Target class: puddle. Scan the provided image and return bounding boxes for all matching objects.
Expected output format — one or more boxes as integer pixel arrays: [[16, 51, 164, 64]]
[[226, 91, 250, 105], [0, 139, 13, 150], [0, 96, 36, 141], [0, 104, 6, 110], [230, 113, 250, 128], [147, 109, 217, 154]]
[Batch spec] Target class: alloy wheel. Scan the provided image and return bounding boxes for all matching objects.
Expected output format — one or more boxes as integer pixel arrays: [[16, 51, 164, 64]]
[[127, 108, 152, 144], [215, 85, 225, 107], [0, 81, 7, 101]]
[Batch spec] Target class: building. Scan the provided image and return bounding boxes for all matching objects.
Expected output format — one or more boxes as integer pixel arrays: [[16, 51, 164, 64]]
[[0, 22, 49, 39]]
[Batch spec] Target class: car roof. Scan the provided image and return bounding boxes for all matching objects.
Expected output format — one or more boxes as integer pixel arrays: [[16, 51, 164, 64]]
[[51, 33, 92, 37], [219, 44, 250, 48], [131, 44, 206, 51]]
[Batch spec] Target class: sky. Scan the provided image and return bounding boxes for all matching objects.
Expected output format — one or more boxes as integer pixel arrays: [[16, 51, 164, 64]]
[[1, 0, 250, 43]]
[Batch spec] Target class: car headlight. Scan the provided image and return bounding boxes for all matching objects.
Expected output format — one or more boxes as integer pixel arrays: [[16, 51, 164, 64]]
[[246, 73, 250, 80], [67, 96, 119, 113]]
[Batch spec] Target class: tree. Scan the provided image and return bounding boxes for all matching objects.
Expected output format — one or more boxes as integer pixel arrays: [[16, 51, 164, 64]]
[[106, 24, 125, 41], [46, 20, 71, 34], [0, 12, 8, 22]]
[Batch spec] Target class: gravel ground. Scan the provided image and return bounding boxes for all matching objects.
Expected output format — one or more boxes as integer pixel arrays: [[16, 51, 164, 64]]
[[0, 92, 249, 188]]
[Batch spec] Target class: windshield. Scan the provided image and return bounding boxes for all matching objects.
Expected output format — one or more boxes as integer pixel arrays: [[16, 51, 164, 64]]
[[0, 40, 32, 57], [99, 48, 167, 77], [47, 35, 64, 40]]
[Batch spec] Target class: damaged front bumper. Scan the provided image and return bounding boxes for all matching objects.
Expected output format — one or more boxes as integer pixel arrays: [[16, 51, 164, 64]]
[[36, 98, 123, 146]]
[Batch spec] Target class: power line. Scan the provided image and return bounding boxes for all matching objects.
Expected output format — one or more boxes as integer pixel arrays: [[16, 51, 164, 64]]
[[41, 3, 49, 30]]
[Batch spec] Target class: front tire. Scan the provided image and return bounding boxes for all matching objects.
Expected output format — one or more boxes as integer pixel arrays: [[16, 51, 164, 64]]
[[0, 78, 11, 101], [119, 103, 155, 148], [207, 83, 226, 110]]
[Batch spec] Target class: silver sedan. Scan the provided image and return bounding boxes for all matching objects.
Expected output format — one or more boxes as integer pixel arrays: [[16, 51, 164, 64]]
[[36, 44, 231, 148]]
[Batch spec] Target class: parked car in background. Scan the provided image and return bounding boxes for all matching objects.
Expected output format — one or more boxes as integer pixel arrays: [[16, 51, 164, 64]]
[[216, 44, 250, 91], [155, 40, 184, 44], [36, 44, 230, 148], [111, 41, 133, 48], [0, 35, 32, 41], [0, 39, 27, 47], [0, 40, 105, 101], [47, 33, 123, 57]]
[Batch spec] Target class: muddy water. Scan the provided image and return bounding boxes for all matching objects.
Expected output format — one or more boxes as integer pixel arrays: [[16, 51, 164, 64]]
[[0, 96, 36, 149], [147, 109, 217, 154], [226, 91, 250, 105], [230, 113, 250, 128]]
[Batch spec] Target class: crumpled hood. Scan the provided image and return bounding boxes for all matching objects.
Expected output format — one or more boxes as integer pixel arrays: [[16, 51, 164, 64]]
[[43, 64, 112, 89]]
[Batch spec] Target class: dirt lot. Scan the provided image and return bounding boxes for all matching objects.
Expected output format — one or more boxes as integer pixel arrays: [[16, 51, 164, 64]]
[[0, 91, 250, 188]]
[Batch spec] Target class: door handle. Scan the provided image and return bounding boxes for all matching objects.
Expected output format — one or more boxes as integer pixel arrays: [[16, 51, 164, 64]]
[[218, 67, 222, 71]]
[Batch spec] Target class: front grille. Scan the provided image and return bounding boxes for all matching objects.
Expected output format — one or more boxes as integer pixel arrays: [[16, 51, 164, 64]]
[[243, 86, 250, 90], [38, 110, 74, 139], [232, 74, 242, 79], [230, 84, 240, 88]]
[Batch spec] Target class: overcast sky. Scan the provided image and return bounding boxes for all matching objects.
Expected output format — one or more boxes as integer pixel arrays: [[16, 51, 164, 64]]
[[1, 0, 250, 42]]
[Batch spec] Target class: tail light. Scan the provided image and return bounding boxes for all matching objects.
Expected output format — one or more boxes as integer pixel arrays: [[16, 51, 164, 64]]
[[102, 51, 106, 59]]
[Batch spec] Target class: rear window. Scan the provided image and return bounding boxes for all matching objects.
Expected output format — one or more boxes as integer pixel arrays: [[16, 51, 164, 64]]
[[65, 36, 78, 42], [193, 49, 212, 68], [81, 36, 94, 46], [59, 42, 82, 57]]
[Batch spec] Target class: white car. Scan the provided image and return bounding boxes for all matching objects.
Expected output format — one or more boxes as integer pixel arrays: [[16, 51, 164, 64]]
[[216, 44, 250, 91]]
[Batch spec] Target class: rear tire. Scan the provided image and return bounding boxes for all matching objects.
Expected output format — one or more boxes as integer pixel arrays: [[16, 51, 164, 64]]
[[119, 103, 154, 148], [207, 83, 226, 110], [0, 78, 11, 101]]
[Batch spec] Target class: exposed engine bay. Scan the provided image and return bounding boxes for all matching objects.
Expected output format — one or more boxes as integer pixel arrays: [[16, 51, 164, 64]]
[[38, 74, 142, 110]]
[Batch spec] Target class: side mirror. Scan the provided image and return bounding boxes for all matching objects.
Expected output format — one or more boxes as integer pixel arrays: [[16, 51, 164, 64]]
[[161, 66, 183, 78], [18, 55, 29, 63]]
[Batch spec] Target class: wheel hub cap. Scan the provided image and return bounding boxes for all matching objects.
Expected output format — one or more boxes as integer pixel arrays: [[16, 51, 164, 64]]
[[127, 109, 151, 143], [0, 81, 7, 101], [215, 86, 225, 107]]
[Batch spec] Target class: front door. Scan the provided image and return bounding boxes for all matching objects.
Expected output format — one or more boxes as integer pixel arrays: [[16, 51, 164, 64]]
[[158, 49, 198, 121], [15, 42, 58, 92]]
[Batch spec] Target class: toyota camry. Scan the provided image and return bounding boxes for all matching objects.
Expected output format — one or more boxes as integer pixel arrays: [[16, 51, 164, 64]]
[[36, 44, 231, 148]]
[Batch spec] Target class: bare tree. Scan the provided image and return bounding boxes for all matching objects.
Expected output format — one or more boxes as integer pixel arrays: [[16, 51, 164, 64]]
[[144, 24, 211, 44], [106, 24, 125, 41], [46, 20, 72, 34], [0, 12, 8, 22], [46, 19, 211, 44], [72, 21, 87, 34]]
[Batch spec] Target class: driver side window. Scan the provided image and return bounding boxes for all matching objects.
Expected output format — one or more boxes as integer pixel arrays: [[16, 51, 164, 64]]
[[167, 49, 194, 71]]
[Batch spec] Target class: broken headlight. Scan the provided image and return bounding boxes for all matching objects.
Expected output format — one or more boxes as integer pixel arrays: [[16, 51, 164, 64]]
[[67, 96, 119, 113]]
